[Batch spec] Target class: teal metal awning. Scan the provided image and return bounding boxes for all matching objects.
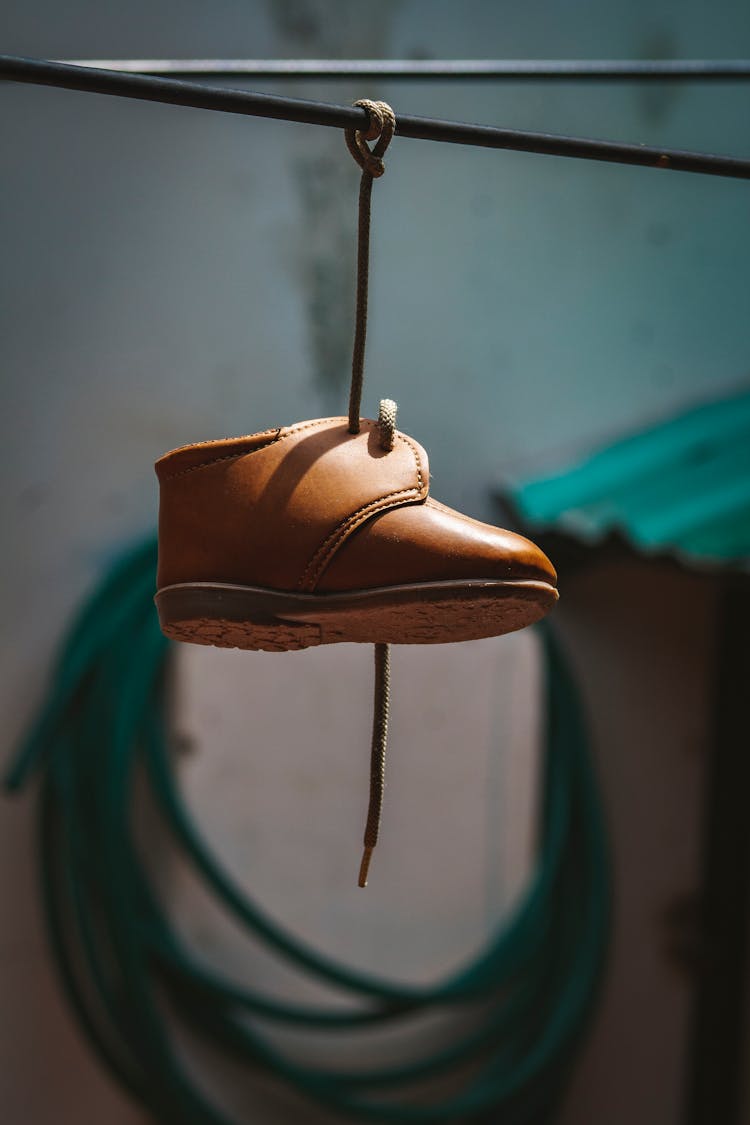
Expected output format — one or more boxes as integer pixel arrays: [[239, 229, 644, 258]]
[[510, 388, 750, 568]]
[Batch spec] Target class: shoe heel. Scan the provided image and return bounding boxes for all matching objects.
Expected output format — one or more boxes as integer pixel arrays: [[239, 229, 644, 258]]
[[155, 585, 323, 652], [160, 616, 323, 652]]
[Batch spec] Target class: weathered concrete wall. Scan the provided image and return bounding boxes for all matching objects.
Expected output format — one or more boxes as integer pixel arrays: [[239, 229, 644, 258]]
[[1, 1, 748, 1121]]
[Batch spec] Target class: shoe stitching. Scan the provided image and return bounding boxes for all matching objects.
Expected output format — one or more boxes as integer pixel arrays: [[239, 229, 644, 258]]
[[272, 417, 346, 449], [159, 434, 281, 481], [161, 427, 279, 455], [159, 420, 423, 488], [299, 486, 423, 591], [396, 432, 424, 492], [299, 434, 428, 591], [278, 417, 344, 440], [157, 418, 343, 482]]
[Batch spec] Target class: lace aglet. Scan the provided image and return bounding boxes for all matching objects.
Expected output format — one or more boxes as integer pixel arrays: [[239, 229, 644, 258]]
[[358, 845, 374, 887]]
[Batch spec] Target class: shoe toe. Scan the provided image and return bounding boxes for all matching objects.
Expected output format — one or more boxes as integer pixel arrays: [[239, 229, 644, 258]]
[[317, 497, 557, 592]]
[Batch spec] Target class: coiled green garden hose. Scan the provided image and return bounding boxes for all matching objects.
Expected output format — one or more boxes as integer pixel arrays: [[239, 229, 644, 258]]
[[5, 536, 609, 1124]]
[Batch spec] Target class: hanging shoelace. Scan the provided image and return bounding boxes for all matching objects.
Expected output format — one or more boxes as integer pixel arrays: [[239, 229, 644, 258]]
[[343, 98, 397, 887]]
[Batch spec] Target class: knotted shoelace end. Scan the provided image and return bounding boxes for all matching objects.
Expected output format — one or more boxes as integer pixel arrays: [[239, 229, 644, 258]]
[[378, 398, 397, 451]]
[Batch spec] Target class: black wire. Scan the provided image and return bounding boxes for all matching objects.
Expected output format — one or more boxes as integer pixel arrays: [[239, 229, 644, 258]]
[[51, 58, 750, 80], [2, 55, 750, 181]]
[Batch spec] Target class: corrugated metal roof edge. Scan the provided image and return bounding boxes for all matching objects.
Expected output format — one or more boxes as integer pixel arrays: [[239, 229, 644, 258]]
[[502, 384, 750, 571]]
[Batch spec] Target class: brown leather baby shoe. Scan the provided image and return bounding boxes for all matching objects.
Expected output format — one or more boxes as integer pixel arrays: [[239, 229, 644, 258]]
[[154, 415, 557, 651]]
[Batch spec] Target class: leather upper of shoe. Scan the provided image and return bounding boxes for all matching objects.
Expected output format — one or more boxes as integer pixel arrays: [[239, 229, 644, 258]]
[[155, 417, 556, 594], [317, 498, 555, 592]]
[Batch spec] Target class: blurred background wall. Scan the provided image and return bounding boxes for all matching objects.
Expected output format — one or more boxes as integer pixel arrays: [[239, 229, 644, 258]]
[[1, 2, 748, 1123]]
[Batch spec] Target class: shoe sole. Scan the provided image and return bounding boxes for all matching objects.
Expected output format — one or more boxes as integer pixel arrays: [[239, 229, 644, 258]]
[[155, 579, 558, 652]]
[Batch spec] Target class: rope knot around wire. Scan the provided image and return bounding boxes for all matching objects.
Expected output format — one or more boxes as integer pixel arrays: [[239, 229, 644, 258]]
[[346, 98, 396, 178]]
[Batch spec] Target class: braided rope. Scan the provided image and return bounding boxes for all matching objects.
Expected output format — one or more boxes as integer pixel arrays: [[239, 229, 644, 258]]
[[377, 398, 398, 452]]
